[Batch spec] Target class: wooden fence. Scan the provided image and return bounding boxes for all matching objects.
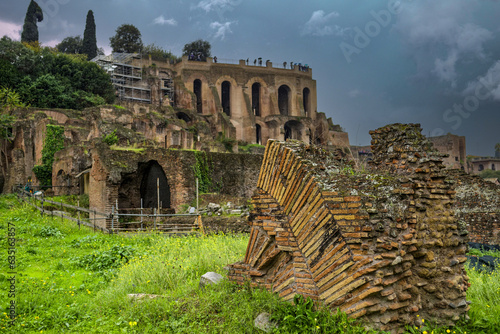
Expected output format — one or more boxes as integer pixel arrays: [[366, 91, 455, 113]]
[[16, 187, 203, 235]]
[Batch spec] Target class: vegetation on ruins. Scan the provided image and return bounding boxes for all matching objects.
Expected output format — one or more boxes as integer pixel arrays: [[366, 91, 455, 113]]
[[141, 43, 180, 63], [102, 129, 119, 146], [0, 37, 114, 110], [109, 24, 143, 53], [182, 39, 211, 61], [32, 124, 65, 187], [0, 87, 25, 179], [82, 10, 98, 60], [0, 194, 499, 333], [20, 0, 43, 43], [193, 151, 217, 193], [479, 169, 500, 181]]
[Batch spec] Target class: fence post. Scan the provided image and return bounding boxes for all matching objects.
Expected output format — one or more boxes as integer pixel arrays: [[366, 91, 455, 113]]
[[41, 194, 44, 217], [140, 198, 143, 230], [60, 200, 63, 222], [77, 199, 81, 229], [111, 205, 115, 232], [196, 178, 199, 212], [93, 209, 96, 232], [154, 208, 157, 231]]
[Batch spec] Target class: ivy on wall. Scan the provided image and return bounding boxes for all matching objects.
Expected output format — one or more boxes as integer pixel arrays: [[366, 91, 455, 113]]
[[33, 124, 65, 187], [193, 151, 216, 193]]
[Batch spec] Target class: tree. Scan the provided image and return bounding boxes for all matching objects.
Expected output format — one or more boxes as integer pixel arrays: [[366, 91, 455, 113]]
[[182, 39, 211, 61], [109, 24, 143, 53], [0, 87, 26, 180], [21, 0, 44, 43], [56, 36, 83, 54], [82, 10, 98, 60], [141, 43, 180, 63]]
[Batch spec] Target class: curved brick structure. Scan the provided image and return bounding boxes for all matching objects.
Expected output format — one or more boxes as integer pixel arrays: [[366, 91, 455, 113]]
[[228, 124, 469, 332]]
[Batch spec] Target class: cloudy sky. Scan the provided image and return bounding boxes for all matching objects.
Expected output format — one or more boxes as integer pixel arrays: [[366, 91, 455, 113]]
[[1, 0, 499, 156]]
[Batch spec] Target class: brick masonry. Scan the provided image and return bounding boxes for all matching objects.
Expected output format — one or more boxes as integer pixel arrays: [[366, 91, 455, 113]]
[[228, 124, 470, 333]]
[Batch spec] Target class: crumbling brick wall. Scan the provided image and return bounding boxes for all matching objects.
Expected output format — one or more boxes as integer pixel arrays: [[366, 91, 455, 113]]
[[228, 124, 469, 332], [449, 170, 500, 245]]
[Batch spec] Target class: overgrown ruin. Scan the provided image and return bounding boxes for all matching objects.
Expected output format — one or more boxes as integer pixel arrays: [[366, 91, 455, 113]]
[[228, 124, 471, 332]]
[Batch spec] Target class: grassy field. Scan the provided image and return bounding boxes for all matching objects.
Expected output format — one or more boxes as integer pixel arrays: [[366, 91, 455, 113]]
[[1, 194, 499, 333]]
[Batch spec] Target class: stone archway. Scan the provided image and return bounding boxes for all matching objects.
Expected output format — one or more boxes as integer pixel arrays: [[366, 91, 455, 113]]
[[278, 85, 291, 116], [140, 161, 171, 209], [221, 81, 231, 116], [194, 79, 202, 114], [303, 87, 310, 116], [252, 82, 261, 116], [284, 120, 303, 141]]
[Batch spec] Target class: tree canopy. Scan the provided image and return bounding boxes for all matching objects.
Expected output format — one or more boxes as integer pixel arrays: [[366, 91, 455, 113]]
[[82, 10, 98, 60], [141, 43, 180, 63], [0, 37, 114, 110], [21, 0, 43, 43], [56, 36, 83, 54], [109, 24, 143, 53], [182, 39, 211, 61]]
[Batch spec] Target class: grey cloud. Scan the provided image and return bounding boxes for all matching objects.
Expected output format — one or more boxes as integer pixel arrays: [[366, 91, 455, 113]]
[[463, 60, 500, 101]]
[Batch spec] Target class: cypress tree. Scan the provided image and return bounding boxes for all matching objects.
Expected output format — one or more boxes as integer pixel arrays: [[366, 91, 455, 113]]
[[21, 0, 44, 43], [82, 10, 98, 60]]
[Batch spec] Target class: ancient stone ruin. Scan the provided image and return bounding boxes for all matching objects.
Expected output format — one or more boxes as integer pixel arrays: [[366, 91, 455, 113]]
[[228, 124, 470, 332]]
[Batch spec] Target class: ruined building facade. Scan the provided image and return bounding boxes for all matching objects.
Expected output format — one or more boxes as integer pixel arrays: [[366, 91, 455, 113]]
[[93, 54, 350, 148]]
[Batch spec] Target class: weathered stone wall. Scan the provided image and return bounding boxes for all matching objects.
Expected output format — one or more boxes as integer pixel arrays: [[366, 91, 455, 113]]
[[450, 170, 500, 245], [88, 143, 263, 229], [228, 124, 469, 333]]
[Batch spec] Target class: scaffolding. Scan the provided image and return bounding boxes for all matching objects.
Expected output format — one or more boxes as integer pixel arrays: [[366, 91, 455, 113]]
[[93, 53, 152, 103]]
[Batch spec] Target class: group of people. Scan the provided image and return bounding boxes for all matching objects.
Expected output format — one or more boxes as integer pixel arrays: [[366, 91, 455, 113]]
[[188, 52, 205, 61], [246, 58, 264, 66], [285, 62, 309, 72], [242, 58, 310, 71]]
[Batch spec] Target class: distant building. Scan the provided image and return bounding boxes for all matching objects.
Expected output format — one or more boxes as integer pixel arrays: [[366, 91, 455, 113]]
[[470, 157, 500, 175], [428, 133, 467, 171]]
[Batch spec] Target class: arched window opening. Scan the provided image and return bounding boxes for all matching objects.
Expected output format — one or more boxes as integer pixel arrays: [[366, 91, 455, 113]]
[[194, 79, 202, 114], [256, 124, 262, 145], [252, 83, 261, 116], [221, 81, 231, 116], [478, 164, 484, 171], [493, 164, 496, 171], [303, 87, 310, 116], [278, 85, 290, 116]]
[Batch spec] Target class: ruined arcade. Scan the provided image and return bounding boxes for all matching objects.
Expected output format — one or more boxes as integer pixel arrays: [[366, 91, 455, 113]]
[[228, 124, 470, 332]]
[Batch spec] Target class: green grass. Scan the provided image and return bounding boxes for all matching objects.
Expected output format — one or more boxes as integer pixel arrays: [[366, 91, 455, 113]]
[[1, 194, 499, 333]]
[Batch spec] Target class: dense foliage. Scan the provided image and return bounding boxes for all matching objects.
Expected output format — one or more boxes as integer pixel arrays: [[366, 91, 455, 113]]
[[82, 10, 98, 60], [109, 24, 143, 53], [21, 0, 43, 43], [182, 39, 211, 61], [141, 43, 180, 63], [479, 169, 500, 181], [56, 36, 83, 54], [32, 124, 65, 187], [0, 37, 114, 110]]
